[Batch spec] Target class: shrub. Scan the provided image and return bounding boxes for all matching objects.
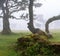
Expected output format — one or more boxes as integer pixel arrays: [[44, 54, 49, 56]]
[[14, 34, 60, 56]]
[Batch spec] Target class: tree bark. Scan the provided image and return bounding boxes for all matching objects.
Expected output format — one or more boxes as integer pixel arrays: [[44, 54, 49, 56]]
[[28, 0, 48, 38], [28, 0, 35, 33], [2, 14, 11, 34], [2, 0, 11, 34], [45, 16, 60, 33]]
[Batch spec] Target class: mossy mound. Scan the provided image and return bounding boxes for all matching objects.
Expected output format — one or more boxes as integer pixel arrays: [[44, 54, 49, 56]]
[[14, 34, 60, 56]]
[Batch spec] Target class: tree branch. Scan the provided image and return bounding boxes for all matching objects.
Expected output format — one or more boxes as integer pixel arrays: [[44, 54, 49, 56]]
[[9, 15, 20, 19], [9, 7, 26, 14]]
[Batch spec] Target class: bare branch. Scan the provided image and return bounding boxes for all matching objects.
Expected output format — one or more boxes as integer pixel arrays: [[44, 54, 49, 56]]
[[9, 15, 20, 19], [9, 7, 26, 14]]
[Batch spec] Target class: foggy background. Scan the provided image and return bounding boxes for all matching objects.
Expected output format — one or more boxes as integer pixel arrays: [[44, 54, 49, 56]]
[[0, 0, 60, 31]]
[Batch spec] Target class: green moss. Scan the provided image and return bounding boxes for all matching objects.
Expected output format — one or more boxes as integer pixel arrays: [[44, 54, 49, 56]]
[[15, 34, 52, 56]]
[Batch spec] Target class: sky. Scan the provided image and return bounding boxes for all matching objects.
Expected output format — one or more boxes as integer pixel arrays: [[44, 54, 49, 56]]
[[0, 0, 60, 31], [35, 0, 60, 19]]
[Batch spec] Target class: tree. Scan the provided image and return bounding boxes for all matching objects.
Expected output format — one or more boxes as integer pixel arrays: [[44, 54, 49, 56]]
[[28, 0, 35, 33], [0, 0, 27, 34], [1, 0, 11, 34], [27, 0, 49, 38], [45, 15, 60, 37], [0, 0, 11, 34], [0, 0, 47, 35], [0, 0, 42, 34]]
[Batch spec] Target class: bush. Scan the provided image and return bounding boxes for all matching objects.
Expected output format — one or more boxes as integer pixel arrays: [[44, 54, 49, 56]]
[[14, 34, 60, 56]]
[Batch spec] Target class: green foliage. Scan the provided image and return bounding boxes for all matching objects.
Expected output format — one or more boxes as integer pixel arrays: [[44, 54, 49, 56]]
[[15, 34, 56, 56]]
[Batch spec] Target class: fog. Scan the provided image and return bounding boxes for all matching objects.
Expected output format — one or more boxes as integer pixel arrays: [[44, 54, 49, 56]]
[[0, 0, 60, 31]]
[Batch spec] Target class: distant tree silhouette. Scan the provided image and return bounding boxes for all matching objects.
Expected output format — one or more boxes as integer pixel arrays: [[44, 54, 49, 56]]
[[0, 0, 26, 34], [1, 0, 11, 34]]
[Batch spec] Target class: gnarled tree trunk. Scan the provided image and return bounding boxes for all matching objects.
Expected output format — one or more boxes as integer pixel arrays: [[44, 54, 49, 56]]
[[28, 0, 48, 37], [2, 14, 11, 34], [2, 0, 11, 34]]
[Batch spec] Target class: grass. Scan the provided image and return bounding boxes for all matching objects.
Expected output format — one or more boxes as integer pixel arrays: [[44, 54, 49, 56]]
[[0, 32, 31, 56], [0, 33, 19, 56], [0, 30, 60, 56], [49, 30, 60, 42]]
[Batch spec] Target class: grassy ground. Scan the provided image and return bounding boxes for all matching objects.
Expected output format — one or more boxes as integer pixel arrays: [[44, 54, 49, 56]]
[[0, 30, 60, 56], [0, 33, 19, 56], [49, 30, 60, 42], [0, 32, 31, 56]]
